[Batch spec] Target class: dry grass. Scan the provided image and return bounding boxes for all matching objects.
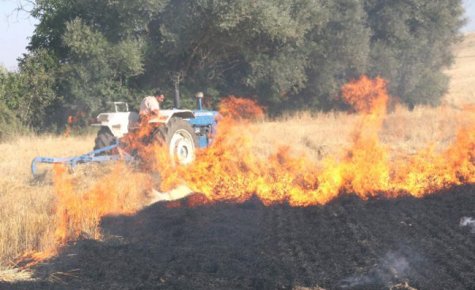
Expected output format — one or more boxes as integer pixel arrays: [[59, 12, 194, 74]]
[[0, 135, 94, 273], [250, 111, 358, 161], [445, 33, 475, 106], [250, 104, 471, 163], [1, 34, 474, 282]]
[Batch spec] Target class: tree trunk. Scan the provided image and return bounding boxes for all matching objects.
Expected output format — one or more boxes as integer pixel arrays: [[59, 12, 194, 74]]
[[173, 73, 181, 109]]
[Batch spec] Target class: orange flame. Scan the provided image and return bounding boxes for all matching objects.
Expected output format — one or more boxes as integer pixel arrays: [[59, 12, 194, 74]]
[[21, 163, 151, 265], [218, 96, 265, 120], [64, 112, 86, 137], [52, 164, 148, 243], [342, 75, 388, 115], [21, 80, 474, 266], [153, 79, 473, 207]]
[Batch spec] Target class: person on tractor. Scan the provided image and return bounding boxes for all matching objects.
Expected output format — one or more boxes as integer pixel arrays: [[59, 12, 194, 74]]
[[129, 89, 166, 146], [139, 89, 165, 120]]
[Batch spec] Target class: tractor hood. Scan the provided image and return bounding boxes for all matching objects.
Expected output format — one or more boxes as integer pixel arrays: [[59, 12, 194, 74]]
[[149, 109, 195, 124]]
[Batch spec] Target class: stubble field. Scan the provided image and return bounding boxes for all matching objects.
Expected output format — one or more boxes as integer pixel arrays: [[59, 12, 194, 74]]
[[0, 34, 474, 289]]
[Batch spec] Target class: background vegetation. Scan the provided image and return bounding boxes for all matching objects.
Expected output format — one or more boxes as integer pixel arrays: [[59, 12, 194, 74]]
[[0, 0, 466, 133]]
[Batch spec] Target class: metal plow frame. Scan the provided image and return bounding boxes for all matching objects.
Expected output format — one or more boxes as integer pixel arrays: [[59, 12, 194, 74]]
[[31, 143, 134, 176]]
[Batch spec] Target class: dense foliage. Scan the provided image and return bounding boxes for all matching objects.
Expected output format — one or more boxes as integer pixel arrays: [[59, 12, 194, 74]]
[[0, 0, 465, 131]]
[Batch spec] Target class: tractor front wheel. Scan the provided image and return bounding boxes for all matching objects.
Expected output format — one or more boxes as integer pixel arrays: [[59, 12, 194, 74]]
[[153, 118, 198, 166]]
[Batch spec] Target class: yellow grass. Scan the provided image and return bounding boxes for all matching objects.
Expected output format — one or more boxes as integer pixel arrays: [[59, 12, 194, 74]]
[[445, 33, 475, 106], [249, 105, 471, 166], [251, 111, 358, 161], [0, 135, 94, 272], [1, 34, 474, 281]]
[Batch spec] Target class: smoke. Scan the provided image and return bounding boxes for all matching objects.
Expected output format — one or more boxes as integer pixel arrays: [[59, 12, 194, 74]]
[[460, 217, 475, 233], [381, 252, 410, 277], [338, 251, 414, 289], [338, 274, 374, 289]]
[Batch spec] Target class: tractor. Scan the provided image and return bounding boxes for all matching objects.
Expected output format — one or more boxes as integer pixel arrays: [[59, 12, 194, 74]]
[[31, 93, 219, 175]]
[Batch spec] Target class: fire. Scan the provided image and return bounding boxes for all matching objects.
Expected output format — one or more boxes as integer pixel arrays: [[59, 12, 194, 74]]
[[336, 76, 391, 196], [21, 163, 151, 265], [218, 96, 265, 120], [394, 114, 475, 196], [342, 75, 388, 115], [51, 164, 148, 243], [22, 76, 474, 266], [152, 76, 473, 206], [64, 112, 86, 137]]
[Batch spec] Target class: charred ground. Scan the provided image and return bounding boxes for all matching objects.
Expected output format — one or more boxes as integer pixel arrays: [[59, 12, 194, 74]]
[[3, 184, 474, 290]]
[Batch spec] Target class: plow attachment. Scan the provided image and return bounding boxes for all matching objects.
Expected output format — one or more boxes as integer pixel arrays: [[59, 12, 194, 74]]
[[31, 143, 134, 176]]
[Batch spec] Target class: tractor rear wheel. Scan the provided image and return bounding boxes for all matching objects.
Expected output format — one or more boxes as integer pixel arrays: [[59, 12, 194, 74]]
[[153, 118, 198, 166], [93, 127, 117, 154]]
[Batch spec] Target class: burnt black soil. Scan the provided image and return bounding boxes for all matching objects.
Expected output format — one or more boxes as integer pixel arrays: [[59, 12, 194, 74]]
[[3, 185, 474, 290]]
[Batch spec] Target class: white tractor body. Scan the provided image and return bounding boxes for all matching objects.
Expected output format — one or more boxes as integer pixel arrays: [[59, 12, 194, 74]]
[[92, 111, 139, 138], [91, 101, 195, 138]]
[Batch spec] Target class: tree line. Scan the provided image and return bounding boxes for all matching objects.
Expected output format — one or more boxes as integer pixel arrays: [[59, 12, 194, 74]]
[[0, 0, 465, 134]]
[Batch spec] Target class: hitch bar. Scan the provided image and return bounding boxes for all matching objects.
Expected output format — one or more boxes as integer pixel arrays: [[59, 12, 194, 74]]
[[31, 143, 134, 176]]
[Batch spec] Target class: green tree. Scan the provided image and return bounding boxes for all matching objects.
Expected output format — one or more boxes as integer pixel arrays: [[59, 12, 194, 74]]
[[0, 66, 25, 138], [150, 0, 327, 108], [10, 0, 465, 130], [27, 0, 167, 125], [17, 49, 59, 129], [299, 0, 370, 110], [364, 0, 465, 106], [60, 18, 145, 113]]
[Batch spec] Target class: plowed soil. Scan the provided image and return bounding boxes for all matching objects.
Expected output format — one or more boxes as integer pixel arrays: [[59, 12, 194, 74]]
[[3, 185, 474, 290]]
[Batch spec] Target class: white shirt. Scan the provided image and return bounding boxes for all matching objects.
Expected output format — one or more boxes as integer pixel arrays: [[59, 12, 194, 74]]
[[139, 96, 160, 116]]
